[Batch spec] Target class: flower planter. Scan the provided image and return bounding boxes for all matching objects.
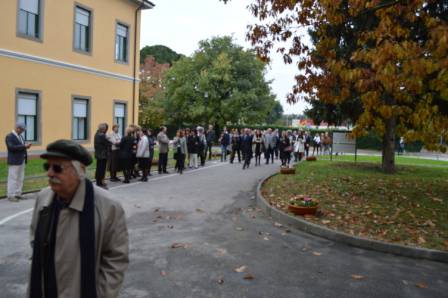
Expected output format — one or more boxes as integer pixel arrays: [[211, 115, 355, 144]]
[[288, 204, 318, 216], [306, 156, 317, 161], [280, 167, 296, 175]]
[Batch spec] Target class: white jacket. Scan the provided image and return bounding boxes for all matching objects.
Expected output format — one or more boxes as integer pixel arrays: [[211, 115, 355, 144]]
[[294, 137, 305, 153], [136, 135, 149, 158]]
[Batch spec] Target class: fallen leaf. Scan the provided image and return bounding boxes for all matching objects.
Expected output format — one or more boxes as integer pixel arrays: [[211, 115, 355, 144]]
[[167, 225, 174, 229], [415, 282, 428, 289], [171, 243, 190, 249], [351, 274, 365, 280], [274, 222, 283, 228], [417, 237, 426, 244], [312, 252, 322, 256], [134, 204, 141, 208], [263, 237, 270, 241], [196, 208, 205, 213], [243, 273, 254, 280], [160, 270, 167, 276], [423, 220, 435, 228], [217, 279, 224, 284], [154, 208, 160, 212], [216, 248, 227, 256], [402, 280, 408, 285], [322, 220, 331, 224], [234, 265, 247, 273], [235, 227, 244, 231]]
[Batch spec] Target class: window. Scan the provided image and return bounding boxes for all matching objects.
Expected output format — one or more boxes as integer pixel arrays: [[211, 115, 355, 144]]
[[17, 92, 38, 142], [115, 23, 128, 62], [72, 98, 88, 140], [74, 6, 91, 52], [18, 0, 40, 38], [114, 103, 126, 136]]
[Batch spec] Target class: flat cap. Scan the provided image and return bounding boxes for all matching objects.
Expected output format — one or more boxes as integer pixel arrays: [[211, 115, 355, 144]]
[[40, 139, 93, 166]]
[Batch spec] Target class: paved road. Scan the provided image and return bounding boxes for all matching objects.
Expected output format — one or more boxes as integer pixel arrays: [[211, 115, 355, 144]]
[[0, 160, 447, 298]]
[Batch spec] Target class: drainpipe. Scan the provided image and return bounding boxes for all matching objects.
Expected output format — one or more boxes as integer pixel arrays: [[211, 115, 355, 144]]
[[132, 3, 144, 125]]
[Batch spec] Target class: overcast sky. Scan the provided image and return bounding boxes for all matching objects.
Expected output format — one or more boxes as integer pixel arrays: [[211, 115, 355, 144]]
[[140, 0, 309, 115]]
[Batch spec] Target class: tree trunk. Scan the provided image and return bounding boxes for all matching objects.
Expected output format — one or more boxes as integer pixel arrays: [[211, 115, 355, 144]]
[[382, 115, 396, 173]]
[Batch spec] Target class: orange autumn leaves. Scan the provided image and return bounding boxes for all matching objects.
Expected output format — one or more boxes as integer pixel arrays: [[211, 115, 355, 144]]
[[246, 0, 448, 151]]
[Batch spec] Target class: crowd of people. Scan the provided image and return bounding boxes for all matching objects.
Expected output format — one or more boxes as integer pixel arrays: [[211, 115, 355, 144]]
[[218, 127, 332, 168], [92, 123, 333, 189]]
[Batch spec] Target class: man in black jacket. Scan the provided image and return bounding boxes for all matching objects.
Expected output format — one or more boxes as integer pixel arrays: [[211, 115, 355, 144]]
[[94, 123, 110, 189], [241, 128, 253, 170], [206, 125, 215, 160], [5, 122, 31, 202]]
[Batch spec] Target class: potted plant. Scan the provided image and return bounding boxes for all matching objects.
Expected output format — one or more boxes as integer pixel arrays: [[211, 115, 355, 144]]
[[306, 156, 317, 161], [288, 196, 319, 216], [280, 166, 296, 174]]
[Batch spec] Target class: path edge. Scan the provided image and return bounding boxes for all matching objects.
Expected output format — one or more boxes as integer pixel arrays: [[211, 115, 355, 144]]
[[256, 173, 448, 264]]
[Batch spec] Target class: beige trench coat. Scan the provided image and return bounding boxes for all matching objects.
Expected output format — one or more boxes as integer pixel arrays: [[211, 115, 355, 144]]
[[29, 179, 129, 298]]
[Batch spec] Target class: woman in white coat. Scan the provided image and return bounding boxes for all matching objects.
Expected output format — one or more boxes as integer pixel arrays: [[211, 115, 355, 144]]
[[136, 128, 150, 181], [294, 131, 305, 162]]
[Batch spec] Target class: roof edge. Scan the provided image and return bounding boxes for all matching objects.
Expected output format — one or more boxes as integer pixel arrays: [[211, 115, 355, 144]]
[[128, 0, 155, 9]]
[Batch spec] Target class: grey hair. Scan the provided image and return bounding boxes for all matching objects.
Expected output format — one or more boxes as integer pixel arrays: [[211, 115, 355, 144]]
[[98, 123, 107, 131], [71, 160, 86, 179]]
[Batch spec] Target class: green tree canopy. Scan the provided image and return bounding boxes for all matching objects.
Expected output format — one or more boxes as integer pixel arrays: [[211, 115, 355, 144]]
[[266, 101, 284, 124], [162, 36, 277, 127], [140, 45, 184, 65]]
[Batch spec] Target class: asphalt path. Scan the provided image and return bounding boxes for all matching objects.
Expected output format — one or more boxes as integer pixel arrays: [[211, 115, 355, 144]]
[[0, 160, 447, 298]]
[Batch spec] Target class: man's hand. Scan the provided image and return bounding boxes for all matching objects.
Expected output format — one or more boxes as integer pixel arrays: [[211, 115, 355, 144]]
[[26, 143, 32, 149]]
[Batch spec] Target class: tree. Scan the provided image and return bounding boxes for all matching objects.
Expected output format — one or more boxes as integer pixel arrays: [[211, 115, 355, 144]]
[[162, 36, 277, 128], [266, 101, 284, 124], [140, 45, 184, 65], [236, 0, 448, 173], [139, 56, 171, 128]]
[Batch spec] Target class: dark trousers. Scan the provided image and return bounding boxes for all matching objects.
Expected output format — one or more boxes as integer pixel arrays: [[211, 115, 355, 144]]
[[274, 147, 279, 159], [243, 153, 251, 169], [207, 142, 213, 160], [264, 147, 274, 163], [177, 153, 185, 173], [138, 158, 150, 180], [199, 150, 206, 166], [95, 158, 107, 185], [158, 152, 168, 173], [230, 148, 241, 163], [109, 150, 120, 179]]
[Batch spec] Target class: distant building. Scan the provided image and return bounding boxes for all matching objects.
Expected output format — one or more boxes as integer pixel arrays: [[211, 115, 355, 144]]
[[0, 0, 155, 156]]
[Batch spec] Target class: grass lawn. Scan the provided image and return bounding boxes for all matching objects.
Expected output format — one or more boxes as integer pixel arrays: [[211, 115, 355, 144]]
[[320, 154, 448, 167], [262, 159, 448, 251], [0, 149, 221, 197]]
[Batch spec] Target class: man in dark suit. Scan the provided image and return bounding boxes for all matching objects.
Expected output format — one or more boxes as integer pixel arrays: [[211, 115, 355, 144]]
[[5, 122, 31, 202], [241, 128, 253, 170], [94, 123, 110, 189]]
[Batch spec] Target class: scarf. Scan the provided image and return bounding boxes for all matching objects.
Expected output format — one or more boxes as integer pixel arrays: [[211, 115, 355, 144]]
[[30, 179, 97, 298]]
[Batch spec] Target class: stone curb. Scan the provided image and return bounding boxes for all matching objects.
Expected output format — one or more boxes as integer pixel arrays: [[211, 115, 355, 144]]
[[256, 172, 448, 264]]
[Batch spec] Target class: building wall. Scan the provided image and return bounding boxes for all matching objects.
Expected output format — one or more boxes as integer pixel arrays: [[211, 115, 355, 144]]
[[0, 0, 142, 155]]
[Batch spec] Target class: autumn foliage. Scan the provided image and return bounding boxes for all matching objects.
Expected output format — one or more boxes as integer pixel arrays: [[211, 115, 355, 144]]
[[239, 0, 448, 172]]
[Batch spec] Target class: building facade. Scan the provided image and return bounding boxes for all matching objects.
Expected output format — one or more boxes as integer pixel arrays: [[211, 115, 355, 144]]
[[0, 0, 154, 156]]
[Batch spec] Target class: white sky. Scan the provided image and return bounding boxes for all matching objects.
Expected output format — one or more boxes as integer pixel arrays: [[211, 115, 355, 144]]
[[140, 0, 309, 115]]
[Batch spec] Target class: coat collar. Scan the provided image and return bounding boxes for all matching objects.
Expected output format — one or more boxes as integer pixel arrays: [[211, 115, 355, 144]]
[[41, 179, 86, 212]]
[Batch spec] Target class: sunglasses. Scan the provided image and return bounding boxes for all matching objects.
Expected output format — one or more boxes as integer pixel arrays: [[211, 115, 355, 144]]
[[43, 162, 66, 173]]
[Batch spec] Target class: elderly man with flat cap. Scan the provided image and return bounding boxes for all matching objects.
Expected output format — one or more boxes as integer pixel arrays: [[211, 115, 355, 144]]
[[28, 139, 129, 298]]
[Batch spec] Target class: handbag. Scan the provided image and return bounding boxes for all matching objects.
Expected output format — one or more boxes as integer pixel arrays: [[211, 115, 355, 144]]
[[285, 146, 293, 152]]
